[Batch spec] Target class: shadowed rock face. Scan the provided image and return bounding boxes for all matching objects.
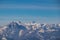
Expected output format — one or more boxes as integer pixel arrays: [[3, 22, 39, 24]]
[[2, 22, 27, 40]]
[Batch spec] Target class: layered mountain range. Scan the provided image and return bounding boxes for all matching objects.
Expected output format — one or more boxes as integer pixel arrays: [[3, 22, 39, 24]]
[[0, 21, 60, 40]]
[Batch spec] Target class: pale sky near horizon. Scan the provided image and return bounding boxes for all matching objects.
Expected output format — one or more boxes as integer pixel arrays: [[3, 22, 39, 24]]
[[0, 0, 60, 25]]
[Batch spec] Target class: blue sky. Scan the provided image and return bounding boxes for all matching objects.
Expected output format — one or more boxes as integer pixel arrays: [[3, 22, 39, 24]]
[[0, 0, 60, 25]]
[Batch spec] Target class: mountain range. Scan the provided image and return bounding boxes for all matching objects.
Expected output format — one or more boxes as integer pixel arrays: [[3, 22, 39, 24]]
[[0, 21, 60, 40]]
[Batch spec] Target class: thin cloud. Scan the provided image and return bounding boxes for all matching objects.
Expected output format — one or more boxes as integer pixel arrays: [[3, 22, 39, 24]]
[[0, 4, 60, 10]]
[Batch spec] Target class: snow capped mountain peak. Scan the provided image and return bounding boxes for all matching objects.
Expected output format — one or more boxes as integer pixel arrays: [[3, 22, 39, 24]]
[[15, 21, 23, 25]]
